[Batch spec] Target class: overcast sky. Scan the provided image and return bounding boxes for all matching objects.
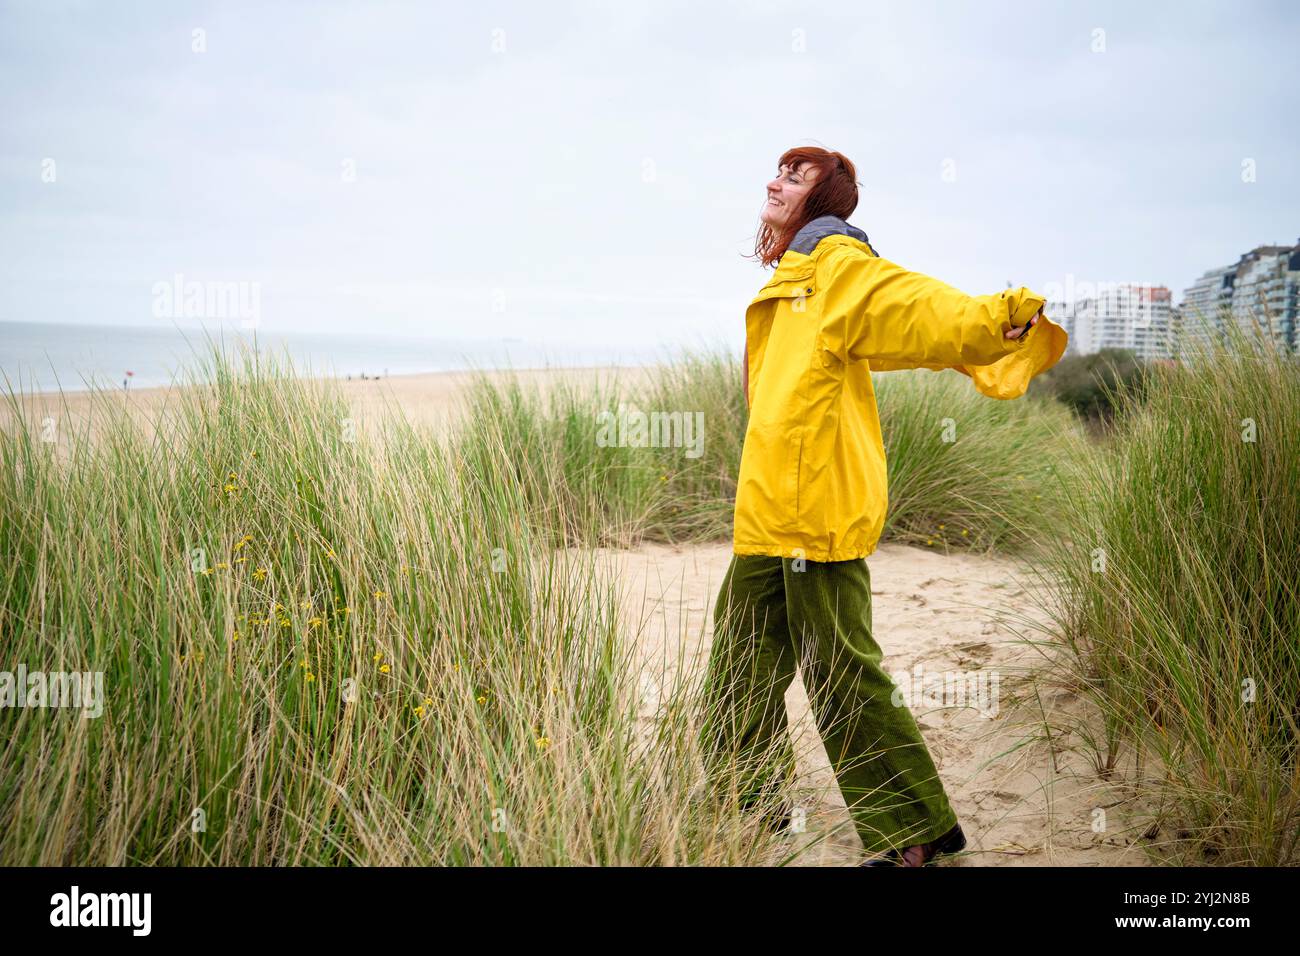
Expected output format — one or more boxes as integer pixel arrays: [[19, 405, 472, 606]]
[[1, 0, 1296, 350]]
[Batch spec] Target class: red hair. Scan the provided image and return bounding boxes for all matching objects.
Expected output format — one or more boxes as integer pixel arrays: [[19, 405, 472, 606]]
[[751, 146, 860, 268]]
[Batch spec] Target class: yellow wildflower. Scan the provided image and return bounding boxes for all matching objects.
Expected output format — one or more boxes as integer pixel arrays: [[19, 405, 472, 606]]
[[379, 663, 391, 674]]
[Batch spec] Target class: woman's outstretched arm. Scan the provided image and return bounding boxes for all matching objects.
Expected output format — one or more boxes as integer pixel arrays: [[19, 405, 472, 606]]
[[820, 249, 1044, 369]]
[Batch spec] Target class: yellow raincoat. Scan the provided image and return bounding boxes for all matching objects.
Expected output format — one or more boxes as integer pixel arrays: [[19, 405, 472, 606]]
[[734, 215, 1068, 562]]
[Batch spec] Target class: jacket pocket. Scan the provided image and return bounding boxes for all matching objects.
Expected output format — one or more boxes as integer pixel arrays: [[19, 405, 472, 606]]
[[817, 343, 843, 370], [750, 268, 817, 307]]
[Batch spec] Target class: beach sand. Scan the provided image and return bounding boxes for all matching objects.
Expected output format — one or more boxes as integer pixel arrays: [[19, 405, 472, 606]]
[[601, 542, 1155, 867], [4, 366, 658, 439], [7, 366, 1152, 865]]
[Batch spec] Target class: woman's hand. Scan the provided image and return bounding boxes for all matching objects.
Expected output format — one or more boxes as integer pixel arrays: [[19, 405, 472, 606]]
[[1005, 308, 1042, 340]]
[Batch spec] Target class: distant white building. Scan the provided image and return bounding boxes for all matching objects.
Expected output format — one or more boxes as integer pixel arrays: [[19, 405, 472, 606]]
[[1179, 242, 1300, 357], [1179, 262, 1236, 353], [1049, 285, 1174, 360]]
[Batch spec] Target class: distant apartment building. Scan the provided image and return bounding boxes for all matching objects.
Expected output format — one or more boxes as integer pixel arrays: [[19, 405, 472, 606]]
[[1179, 241, 1300, 356], [1180, 262, 1236, 351], [1046, 284, 1175, 360]]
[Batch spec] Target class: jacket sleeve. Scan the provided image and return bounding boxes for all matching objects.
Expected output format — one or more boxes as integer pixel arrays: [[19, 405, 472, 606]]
[[819, 250, 1044, 369]]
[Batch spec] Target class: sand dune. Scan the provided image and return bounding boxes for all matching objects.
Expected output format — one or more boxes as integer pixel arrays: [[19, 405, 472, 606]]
[[7, 365, 1152, 864]]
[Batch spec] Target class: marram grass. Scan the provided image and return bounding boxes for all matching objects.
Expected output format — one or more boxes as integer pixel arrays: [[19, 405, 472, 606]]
[[5, 334, 1292, 867], [1030, 318, 1300, 865], [455, 350, 1087, 555], [0, 342, 782, 865]]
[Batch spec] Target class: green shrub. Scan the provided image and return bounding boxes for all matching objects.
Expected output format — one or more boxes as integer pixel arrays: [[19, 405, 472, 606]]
[[1031, 347, 1150, 422]]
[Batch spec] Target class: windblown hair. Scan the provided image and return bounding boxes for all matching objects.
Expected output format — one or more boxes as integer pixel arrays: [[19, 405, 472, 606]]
[[752, 146, 860, 268]]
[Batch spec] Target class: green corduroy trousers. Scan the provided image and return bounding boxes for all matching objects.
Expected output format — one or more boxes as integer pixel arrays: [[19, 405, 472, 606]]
[[699, 553, 959, 854]]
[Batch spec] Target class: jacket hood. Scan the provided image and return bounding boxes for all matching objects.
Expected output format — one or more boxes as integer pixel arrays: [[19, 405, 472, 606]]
[[786, 214, 875, 257]]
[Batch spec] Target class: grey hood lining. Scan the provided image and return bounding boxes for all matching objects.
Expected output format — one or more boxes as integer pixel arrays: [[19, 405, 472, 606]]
[[787, 215, 874, 256]]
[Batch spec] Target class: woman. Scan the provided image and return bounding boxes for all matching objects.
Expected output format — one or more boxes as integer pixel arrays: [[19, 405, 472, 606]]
[[699, 146, 1067, 866]]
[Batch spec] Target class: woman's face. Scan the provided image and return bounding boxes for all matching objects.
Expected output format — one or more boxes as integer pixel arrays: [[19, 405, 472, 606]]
[[762, 161, 820, 230]]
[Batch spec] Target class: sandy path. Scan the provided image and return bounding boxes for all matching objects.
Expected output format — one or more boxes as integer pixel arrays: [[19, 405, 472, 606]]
[[596, 541, 1154, 867]]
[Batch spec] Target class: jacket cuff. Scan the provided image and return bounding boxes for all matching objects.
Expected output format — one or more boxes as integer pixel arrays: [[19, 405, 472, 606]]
[[1007, 290, 1045, 348]]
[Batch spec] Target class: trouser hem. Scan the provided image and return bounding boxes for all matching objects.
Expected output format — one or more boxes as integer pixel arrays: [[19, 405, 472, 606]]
[[856, 805, 961, 856]]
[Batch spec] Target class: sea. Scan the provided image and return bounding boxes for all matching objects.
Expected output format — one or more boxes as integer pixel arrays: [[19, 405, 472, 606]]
[[0, 320, 668, 394]]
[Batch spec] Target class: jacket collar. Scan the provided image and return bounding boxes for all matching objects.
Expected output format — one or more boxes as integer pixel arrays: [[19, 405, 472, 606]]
[[751, 216, 875, 304], [786, 214, 874, 257]]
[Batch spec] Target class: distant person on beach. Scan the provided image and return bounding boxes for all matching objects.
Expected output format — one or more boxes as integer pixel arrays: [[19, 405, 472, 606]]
[[699, 146, 1064, 866]]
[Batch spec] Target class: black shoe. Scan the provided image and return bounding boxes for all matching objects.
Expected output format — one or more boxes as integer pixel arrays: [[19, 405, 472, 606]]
[[861, 821, 967, 867]]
